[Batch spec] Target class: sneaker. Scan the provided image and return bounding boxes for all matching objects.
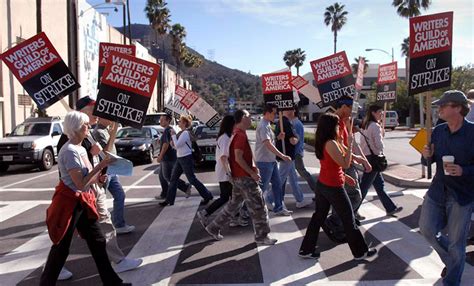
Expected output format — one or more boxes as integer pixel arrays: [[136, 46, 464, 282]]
[[229, 218, 249, 227], [274, 209, 293, 216], [295, 200, 312, 209], [159, 201, 172, 207], [57, 267, 73, 280], [197, 210, 208, 227], [113, 258, 143, 273], [205, 227, 223, 241], [116, 224, 135, 234], [354, 248, 377, 260], [354, 212, 366, 221], [386, 206, 403, 217], [298, 249, 320, 259], [185, 184, 192, 198], [256, 236, 278, 245]]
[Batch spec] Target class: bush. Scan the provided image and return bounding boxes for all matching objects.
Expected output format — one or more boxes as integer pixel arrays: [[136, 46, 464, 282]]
[[304, 132, 315, 147]]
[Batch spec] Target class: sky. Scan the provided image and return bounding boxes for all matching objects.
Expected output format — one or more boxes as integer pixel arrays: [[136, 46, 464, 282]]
[[87, 0, 473, 76]]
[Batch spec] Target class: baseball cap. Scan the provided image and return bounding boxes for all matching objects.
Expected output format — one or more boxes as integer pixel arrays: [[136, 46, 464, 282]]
[[76, 96, 96, 110], [432, 90, 468, 106]]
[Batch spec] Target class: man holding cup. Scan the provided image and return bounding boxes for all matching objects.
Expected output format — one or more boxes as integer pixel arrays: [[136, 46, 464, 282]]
[[419, 90, 474, 286]]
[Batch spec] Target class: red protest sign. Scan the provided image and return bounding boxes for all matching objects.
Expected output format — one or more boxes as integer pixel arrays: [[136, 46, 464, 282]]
[[175, 85, 190, 99], [99, 43, 136, 67], [310, 51, 352, 85], [355, 57, 365, 90], [377, 62, 398, 84], [262, 71, 292, 94], [180, 91, 199, 109], [1, 32, 62, 83], [409, 11, 453, 59], [290, 75, 309, 90], [100, 52, 159, 98]]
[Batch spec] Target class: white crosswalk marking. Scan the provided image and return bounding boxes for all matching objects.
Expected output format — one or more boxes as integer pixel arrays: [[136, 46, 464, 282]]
[[0, 201, 39, 222]]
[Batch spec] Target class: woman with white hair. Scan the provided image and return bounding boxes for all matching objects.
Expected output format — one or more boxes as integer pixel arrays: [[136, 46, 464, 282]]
[[40, 111, 129, 285]]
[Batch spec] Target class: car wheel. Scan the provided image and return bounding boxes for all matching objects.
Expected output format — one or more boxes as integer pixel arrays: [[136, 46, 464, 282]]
[[0, 164, 9, 173], [39, 149, 54, 170], [146, 146, 154, 164]]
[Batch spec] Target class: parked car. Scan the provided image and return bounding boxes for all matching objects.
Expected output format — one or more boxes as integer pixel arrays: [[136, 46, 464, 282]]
[[114, 126, 161, 164], [193, 124, 219, 163], [0, 117, 63, 172], [384, 110, 399, 130]]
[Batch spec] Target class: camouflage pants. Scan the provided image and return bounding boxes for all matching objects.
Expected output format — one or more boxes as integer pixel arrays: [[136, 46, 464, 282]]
[[206, 176, 271, 240]]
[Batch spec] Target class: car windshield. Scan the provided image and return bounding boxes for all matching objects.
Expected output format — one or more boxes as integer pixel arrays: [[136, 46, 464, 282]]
[[195, 126, 219, 139], [116, 128, 151, 138], [11, 123, 51, 136]]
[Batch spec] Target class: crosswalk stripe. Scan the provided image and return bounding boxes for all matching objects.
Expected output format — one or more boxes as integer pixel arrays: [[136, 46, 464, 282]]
[[1, 170, 57, 188], [258, 215, 328, 285], [0, 231, 51, 285], [118, 197, 201, 285], [0, 201, 39, 222]]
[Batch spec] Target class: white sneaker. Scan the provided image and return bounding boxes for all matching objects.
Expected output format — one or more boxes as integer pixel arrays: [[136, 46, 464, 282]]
[[116, 224, 135, 234], [205, 227, 223, 241], [113, 258, 143, 273], [58, 266, 73, 280], [274, 209, 293, 216], [296, 200, 313, 209], [197, 210, 208, 227], [256, 236, 278, 245]]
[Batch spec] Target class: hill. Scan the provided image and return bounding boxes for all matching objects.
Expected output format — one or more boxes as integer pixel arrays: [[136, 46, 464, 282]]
[[127, 24, 262, 113]]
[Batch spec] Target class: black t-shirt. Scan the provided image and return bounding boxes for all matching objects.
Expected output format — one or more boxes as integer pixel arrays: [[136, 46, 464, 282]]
[[275, 116, 296, 160], [161, 127, 177, 161]]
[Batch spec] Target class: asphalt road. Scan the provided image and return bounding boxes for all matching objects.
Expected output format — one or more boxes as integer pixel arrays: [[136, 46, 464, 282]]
[[1, 133, 473, 285]]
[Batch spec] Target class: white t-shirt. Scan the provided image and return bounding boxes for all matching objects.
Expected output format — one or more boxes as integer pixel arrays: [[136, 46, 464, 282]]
[[215, 134, 231, 182], [172, 130, 192, 158], [58, 142, 91, 191]]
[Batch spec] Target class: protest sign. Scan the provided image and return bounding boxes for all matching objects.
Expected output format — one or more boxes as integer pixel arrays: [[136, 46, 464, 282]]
[[261, 71, 294, 110], [355, 57, 365, 91], [376, 62, 398, 103], [409, 11, 453, 96], [98, 43, 136, 88], [163, 85, 190, 117], [0, 32, 80, 110], [290, 75, 322, 104], [310, 51, 355, 106], [180, 91, 221, 127], [93, 51, 159, 128]]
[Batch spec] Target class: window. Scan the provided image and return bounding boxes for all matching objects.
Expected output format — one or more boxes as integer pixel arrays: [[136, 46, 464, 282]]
[[52, 123, 62, 135]]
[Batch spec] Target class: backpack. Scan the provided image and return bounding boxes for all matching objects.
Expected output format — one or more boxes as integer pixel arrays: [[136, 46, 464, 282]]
[[185, 130, 203, 163]]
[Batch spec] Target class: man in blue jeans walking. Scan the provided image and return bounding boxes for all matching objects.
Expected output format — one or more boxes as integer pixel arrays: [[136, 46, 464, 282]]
[[255, 104, 292, 216], [420, 90, 474, 286]]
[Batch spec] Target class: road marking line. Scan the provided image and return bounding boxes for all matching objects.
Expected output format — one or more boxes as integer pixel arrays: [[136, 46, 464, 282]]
[[0, 201, 40, 222], [0, 231, 51, 285], [258, 215, 328, 285], [118, 197, 200, 285], [1, 170, 57, 188]]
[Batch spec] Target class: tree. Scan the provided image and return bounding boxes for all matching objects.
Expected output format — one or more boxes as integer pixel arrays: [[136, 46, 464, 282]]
[[392, 0, 431, 127], [283, 50, 296, 72], [182, 48, 204, 68], [293, 48, 306, 75], [400, 37, 409, 57], [351, 57, 369, 75], [170, 23, 186, 75], [144, 0, 171, 58], [323, 2, 348, 54]]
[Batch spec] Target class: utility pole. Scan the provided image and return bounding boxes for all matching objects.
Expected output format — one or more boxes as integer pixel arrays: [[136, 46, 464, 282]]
[[36, 0, 46, 117], [127, 0, 132, 45]]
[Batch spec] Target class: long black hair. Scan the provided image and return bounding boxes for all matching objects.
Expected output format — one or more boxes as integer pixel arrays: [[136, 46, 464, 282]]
[[218, 115, 235, 139], [361, 104, 383, 129], [314, 113, 339, 160]]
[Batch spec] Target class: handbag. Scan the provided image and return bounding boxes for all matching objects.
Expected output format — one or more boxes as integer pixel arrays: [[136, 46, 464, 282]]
[[360, 129, 388, 172]]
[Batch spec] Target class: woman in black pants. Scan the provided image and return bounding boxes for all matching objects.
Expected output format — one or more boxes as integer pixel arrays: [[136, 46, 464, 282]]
[[299, 113, 376, 260], [40, 111, 128, 286], [197, 115, 245, 226]]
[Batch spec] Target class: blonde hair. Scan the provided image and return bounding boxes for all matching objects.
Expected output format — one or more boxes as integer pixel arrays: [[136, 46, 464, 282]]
[[179, 115, 192, 128], [63, 111, 89, 138]]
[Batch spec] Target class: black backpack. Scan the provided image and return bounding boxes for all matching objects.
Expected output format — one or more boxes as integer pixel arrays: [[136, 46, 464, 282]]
[[185, 131, 203, 163]]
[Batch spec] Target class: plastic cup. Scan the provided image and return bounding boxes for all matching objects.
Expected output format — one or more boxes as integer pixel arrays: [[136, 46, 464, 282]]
[[442, 155, 455, 175]]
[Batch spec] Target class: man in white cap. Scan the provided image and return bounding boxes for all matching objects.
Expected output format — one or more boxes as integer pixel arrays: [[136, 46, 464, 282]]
[[420, 90, 474, 286]]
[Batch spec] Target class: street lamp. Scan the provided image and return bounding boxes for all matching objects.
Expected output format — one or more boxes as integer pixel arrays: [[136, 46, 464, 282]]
[[365, 48, 394, 62]]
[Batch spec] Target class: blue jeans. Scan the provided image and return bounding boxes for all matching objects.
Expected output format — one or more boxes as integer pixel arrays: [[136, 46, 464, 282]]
[[166, 155, 213, 205], [106, 175, 126, 228], [358, 170, 397, 213], [158, 160, 190, 198], [419, 194, 473, 286], [256, 161, 284, 212], [279, 161, 304, 203]]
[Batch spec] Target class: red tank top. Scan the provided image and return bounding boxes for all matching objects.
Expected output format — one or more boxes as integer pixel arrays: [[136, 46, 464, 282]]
[[318, 144, 345, 187]]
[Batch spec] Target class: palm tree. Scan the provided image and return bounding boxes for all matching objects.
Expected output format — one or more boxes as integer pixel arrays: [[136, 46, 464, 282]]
[[293, 48, 306, 75], [400, 37, 409, 57], [351, 57, 369, 75], [144, 0, 171, 58], [170, 23, 186, 75], [323, 2, 348, 54], [283, 50, 296, 72], [183, 48, 203, 68]]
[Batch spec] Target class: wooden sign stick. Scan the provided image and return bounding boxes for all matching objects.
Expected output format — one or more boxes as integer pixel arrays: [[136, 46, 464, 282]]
[[426, 92, 433, 179]]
